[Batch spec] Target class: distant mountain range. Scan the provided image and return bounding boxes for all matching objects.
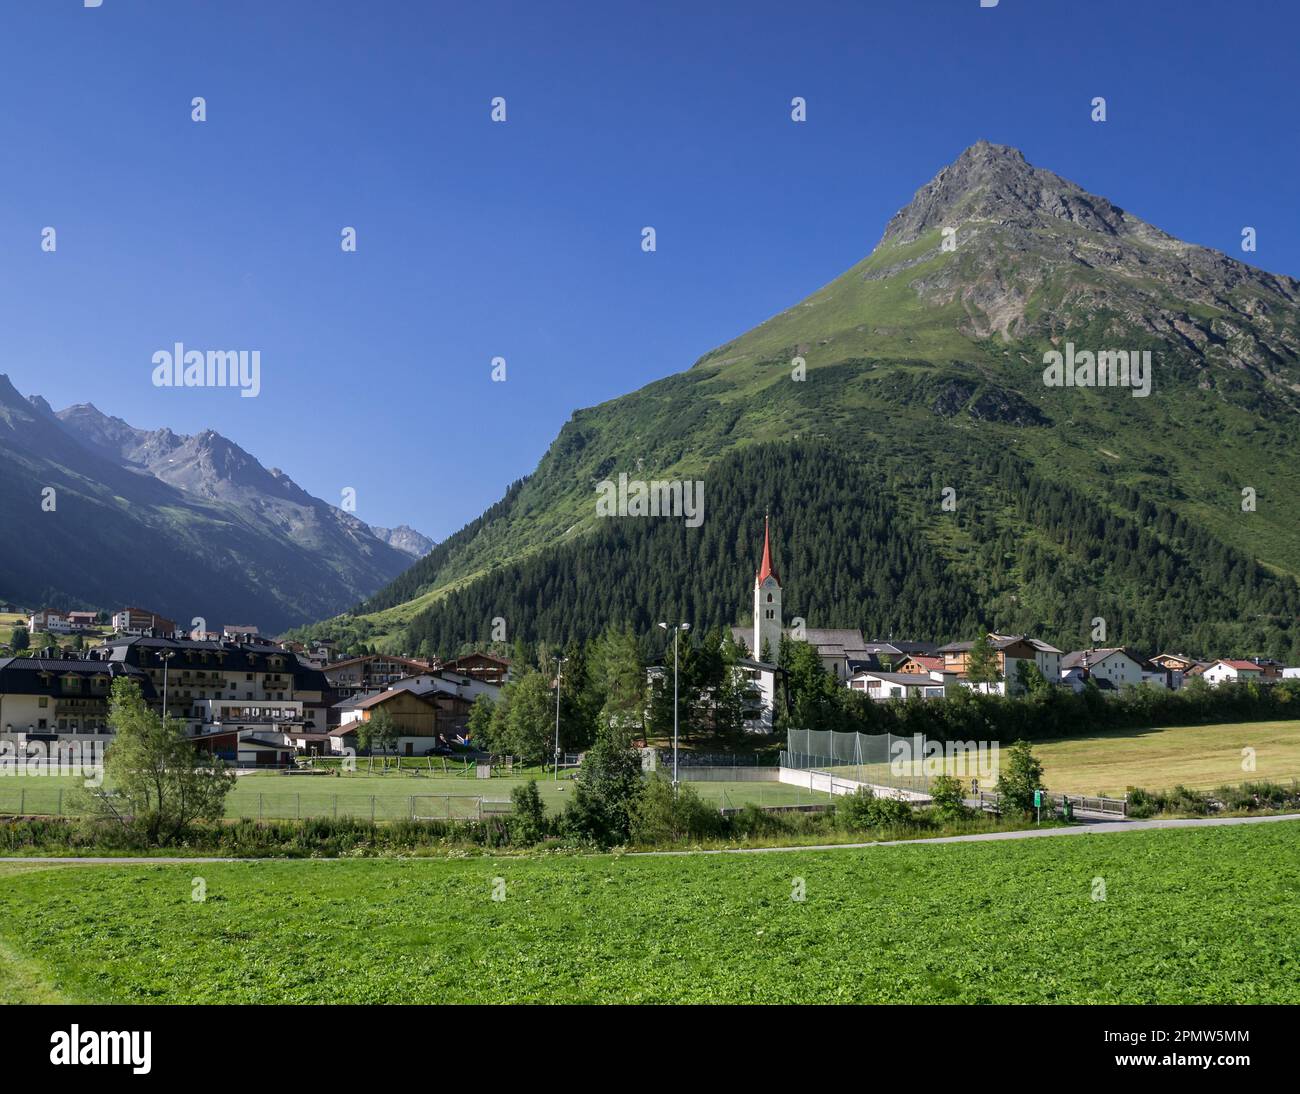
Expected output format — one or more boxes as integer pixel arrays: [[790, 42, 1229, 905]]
[[0, 379, 432, 632], [314, 141, 1300, 660], [369, 525, 435, 559]]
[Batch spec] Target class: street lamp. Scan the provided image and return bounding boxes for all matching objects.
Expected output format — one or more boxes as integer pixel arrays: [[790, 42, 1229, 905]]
[[552, 655, 567, 781], [657, 622, 690, 789], [158, 649, 176, 721]]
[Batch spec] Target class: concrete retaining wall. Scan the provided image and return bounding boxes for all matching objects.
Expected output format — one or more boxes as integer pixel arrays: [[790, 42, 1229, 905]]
[[778, 766, 932, 804]]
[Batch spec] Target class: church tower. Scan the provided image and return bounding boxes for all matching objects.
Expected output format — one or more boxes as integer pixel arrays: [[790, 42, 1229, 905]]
[[753, 515, 782, 662]]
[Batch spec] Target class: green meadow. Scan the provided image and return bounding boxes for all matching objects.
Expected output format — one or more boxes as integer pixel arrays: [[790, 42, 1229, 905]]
[[0, 820, 1296, 1004]]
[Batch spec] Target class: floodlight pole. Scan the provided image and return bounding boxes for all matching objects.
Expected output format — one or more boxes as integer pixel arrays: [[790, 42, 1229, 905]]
[[658, 622, 690, 791], [159, 650, 175, 721], [552, 655, 566, 781]]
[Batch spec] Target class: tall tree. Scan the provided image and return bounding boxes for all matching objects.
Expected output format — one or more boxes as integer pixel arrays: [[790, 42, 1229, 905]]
[[502, 668, 554, 765], [80, 677, 235, 845], [591, 626, 647, 746], [966, 634, 1002, 689]]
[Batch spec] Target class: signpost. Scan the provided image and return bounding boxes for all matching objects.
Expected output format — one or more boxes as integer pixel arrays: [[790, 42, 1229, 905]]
[[1034, 788, 1043, 824]]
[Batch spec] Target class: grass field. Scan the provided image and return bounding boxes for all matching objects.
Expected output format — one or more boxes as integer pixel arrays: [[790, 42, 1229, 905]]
[[0, 820, 1296, 1003], [1030, 721, 1300, 796], [5, 718, 1297, 819], [0, 770, 831, 821], [840, 720, 1300, 797]]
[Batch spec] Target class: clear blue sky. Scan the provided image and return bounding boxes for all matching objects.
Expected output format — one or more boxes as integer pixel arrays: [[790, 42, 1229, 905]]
[[1, 0, 1296, 541]]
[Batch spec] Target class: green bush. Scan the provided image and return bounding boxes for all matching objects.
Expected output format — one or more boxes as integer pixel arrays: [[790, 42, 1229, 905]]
[[929, 775, 971, 820], [560, 736, 645, 848], [509, 780, 548, 845], [837, 788, 915, 832], [994, 740, 1045, 816], [629, 774, 724, 845]]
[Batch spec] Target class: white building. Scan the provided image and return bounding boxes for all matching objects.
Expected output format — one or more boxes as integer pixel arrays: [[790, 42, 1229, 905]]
[[1060, 648, 1147, 690], [726, 517, 875, 729], [1201, 659, 1266, 687], [27, 609, 71, 635], [848, 670, 950, 702], [993, 634, 1063, 684]]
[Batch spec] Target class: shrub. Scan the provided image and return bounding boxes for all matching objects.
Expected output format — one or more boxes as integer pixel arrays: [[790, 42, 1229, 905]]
[[929, 774, 970, 820], [509, 780, 548, 845], [630, 774, 723, 845], [561, 736, 644, 848], [1126, 786, 1157, 819], [994, 739, 1045, 816], [837, 788, 915, 832]]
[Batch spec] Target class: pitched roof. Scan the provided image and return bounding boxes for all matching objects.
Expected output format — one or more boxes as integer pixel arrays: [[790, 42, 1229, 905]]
[[898, 655, 946, 672], [756, 515, 779, 585], [1060, 648, 1146, 670], [1216, 659, 1264, 672], [443, 652, 511, 668], [351, 689, 439, 711]]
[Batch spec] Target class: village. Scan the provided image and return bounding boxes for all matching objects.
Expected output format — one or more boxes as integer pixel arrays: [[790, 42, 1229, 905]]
[[2, 519, 1297, 764]]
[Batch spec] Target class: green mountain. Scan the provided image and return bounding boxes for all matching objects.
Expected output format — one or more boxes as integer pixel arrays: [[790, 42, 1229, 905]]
[[312, 141, 1300, 660]]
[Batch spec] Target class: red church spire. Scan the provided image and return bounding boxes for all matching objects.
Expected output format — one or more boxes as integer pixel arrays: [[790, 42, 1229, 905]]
[[757, 514, 779, 585]]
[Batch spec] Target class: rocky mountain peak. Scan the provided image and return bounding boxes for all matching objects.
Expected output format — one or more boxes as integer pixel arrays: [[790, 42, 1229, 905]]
[[879, 140, 1145, 247]]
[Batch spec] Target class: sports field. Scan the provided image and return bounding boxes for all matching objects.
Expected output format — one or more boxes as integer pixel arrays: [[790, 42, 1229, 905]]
[[0, 770, 830, 821], [0, 820, 1295, 1004]]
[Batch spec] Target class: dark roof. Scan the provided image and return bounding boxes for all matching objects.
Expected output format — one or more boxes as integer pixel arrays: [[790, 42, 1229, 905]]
[[239, 736, 290, 749], [0, 656, 155, 698], [734, 657, 785, 673], [1061, 648, 1146, 670], [101, 636, 330, 691], [323, 653, 437, 672], [861, 640, 939, 657]]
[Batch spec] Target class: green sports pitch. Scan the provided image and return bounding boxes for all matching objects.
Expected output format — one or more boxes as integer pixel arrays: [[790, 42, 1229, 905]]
[[0, 768, 831, 821]]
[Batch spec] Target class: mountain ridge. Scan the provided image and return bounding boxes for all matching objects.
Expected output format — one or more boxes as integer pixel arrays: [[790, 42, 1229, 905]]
[[0, 378, 416, 631]]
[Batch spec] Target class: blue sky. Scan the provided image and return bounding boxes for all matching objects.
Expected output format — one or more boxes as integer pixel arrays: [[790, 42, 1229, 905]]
[[1, 0, 1296, 541]]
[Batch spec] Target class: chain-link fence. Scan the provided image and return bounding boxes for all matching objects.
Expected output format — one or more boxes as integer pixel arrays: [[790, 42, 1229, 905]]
[[675, 766, 780, 782], [0, 785, 513, 822], [781, 729, 933, 794]]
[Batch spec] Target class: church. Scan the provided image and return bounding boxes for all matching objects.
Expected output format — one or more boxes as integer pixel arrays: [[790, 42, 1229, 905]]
[[729, 517, 875, 730]]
